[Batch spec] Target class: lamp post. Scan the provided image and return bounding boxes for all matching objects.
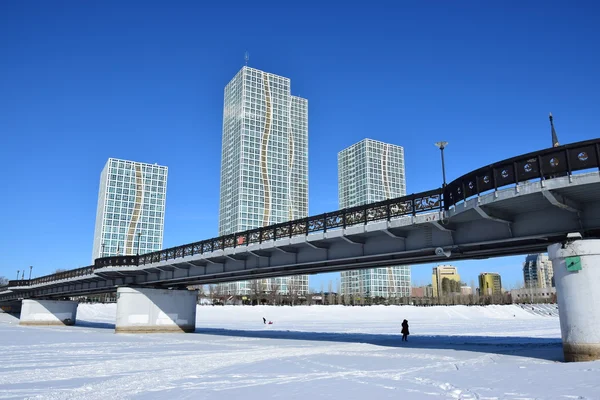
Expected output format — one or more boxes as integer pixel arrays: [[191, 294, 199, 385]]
[[29, 266, 33, 280], [136, 231, 142, 256], [434, 141, 449, 187], [16, 270, 20, 280]]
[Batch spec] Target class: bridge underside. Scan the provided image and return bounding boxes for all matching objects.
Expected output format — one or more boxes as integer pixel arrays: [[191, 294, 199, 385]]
[[2, 173, 600, 302]]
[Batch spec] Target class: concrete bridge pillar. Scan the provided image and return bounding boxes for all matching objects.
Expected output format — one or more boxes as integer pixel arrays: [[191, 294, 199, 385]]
[[115, 287, 197, 333], [548, 239, 600, 362], [19, 299, 78, 326]]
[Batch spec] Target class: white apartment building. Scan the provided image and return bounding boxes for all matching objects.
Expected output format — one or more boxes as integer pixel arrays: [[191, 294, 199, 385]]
[[92, 158, 168, 261], [338, 139, 410, 298], [217, 66, 309, 296]]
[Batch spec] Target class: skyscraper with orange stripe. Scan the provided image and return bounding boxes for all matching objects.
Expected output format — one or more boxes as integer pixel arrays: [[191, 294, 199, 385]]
[[338, 139, 411, 298], [92, 158, 168, 262], [217, 66, 309, 296]]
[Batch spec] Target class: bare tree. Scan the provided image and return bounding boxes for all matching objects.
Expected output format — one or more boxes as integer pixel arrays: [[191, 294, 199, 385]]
[[0, 276, 8, 286], [288, 277, 299, 306], [269, 282, 280, 305], [250, 279, 265, 305], [327, 280, 334, 305], [53, 269, 67, 274], [305, 290, 314, 305], [336, 279, 341, 305]]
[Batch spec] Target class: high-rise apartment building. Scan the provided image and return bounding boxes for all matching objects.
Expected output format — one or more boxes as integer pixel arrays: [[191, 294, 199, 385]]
[[432, 265, 461, 297], [92, 158, 168, 261], [478, 272, 502, 296], [523, 253, 554, 289], [217, 66, 309, 296], [338, 139, 410, 298]]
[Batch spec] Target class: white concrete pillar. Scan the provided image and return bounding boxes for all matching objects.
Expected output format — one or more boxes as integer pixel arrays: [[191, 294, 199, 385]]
[[548, 239, 600, 362], [115, 287, 197, 333], [19, 299, 78, 326]]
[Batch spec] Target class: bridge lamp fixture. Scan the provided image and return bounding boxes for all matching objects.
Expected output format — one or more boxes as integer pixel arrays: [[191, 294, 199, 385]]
[[29, 266, 33, 280], [434, 141, 449, 187], [136, 231, 142, 256], [16, 270, 20, 280]]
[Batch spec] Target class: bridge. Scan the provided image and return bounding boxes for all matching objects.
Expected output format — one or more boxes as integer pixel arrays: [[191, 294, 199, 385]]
[[2, 138, 600, 362]]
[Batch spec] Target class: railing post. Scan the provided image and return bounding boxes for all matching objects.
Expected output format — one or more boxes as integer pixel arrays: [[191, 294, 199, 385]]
[[513, 162, 519, 185], [595, 143, 600, 172], [493, 169, 498, 192], [537, 155, 544, 180], [323, 213, 328, 233], [565, 149, 572, 176], [305, 217, 309, 235], [289, 221, 293, 238], [387, 202, 392, 221], [343, 209, 347, 228]]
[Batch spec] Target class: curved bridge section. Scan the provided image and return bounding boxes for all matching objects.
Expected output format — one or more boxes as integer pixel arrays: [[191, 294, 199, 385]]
[[2, 139, 600, 302]]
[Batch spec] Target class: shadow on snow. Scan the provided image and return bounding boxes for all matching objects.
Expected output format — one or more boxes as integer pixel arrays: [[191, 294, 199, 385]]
[[74, 319, 564, 362], [194, 327, 564, 362]]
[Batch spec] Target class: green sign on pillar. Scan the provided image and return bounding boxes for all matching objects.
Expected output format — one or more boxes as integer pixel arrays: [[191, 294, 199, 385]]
[[565, 256, 582, 272]]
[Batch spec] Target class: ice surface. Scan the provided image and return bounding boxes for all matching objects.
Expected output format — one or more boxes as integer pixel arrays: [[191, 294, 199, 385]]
[[0, 304, 598, 400]]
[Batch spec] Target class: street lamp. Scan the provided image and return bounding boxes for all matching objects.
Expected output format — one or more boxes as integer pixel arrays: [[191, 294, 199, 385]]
[[29, 266, 33, 280], [434, 141, 449, 187], [16, 270, 20, 280], [136, 231, 142, 256]]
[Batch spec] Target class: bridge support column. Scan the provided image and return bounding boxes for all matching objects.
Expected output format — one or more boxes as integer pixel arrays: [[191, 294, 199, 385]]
[[548, 239, 600, 362], [19, 299, 78, 326], [115, 287, 197, 333]]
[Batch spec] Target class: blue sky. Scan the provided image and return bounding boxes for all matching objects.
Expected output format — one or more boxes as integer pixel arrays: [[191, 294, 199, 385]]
[[1, 1, 599, 289]]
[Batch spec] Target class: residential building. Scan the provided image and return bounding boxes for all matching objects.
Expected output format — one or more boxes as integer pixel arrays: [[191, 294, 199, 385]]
[[523, 254, 554, 289], [217, 66, 309, 296], [412, 286, 434, 298], [92, 158, 168, 261], [460, 286, 473, 296], [478, 272, 502, 296], [511, 287, 557, 303], [432, 265, 461, 297], [338, 139, 410, 298]]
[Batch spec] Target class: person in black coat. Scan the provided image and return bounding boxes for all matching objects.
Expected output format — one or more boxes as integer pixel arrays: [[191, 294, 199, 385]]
[[401, 319, 409, 341]]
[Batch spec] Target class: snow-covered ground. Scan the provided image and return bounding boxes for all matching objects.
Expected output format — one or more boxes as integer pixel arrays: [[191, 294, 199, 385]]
[[1, 304, 599, 400]]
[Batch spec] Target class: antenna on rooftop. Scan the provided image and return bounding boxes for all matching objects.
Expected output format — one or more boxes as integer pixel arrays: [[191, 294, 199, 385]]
[[244, 51, 249, 67]]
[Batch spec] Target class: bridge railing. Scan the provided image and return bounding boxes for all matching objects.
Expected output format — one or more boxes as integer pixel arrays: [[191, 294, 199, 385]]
[[444, 139, 600, 209], [137, 188, 443, 266], [9, 138, 600, 288]]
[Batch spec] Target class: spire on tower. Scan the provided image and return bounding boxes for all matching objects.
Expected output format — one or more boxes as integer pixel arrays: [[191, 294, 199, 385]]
[[549, 112, 560, 147], [244, 51, 249, 67]]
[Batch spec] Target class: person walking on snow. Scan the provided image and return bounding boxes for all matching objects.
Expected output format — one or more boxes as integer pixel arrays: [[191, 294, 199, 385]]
[[401, 319, 409, 342], [263, 317, 266, 324]]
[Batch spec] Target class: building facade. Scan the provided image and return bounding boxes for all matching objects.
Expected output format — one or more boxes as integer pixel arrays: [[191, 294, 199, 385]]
[[92, 158, 168, 262], [432, 265, 461, 297], [217, 66, 309, 296], [511, 287, 557, 303], [338, 139, 410, 298], [478, 272, 502, 296], [523, 253, 554, 289]]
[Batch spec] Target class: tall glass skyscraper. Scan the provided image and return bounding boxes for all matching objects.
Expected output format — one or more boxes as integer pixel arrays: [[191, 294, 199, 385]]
[[338, 139, 411, 298], [92, 158, 168, 262], [217, 66, 309, 296]]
